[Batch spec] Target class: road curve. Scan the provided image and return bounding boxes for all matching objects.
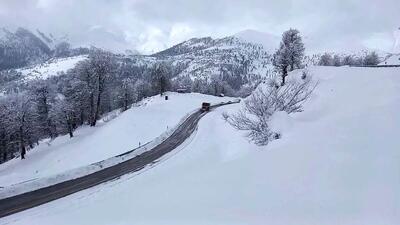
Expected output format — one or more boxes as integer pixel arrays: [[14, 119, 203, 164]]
[[0, 101, 237, 218]]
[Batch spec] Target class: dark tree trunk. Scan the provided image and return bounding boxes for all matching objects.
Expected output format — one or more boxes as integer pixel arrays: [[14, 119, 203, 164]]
[[65, 114, 74, 138], [89, 92, 95, 126], [19, 128, 26, 160], [92, 89, 102, 127], [123, 90, 129, 111], [68, 122, 74, 138], [21, 146, 26, 160], [281, 66, 288, 86], [79, 107, 85, 126]]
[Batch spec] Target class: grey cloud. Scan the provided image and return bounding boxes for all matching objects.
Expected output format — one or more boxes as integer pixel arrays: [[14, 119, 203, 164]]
[[0, 0, 398, 54]]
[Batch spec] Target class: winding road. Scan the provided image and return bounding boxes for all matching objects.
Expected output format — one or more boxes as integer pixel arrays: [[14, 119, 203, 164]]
[[0, 102, 236, 219]]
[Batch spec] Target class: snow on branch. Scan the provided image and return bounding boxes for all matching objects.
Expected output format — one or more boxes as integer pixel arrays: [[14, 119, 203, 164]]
[[225, 75, 317, 145]]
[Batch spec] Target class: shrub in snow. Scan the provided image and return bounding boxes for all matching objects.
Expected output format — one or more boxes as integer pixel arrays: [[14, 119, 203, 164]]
[[226, 76, 316, 145]]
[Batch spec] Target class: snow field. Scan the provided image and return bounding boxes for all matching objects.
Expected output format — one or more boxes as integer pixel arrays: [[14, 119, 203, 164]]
[[1, 66, 399, 225]]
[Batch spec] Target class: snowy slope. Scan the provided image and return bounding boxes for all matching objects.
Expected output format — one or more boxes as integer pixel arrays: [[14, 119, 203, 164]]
[[150, 36, 274, 84], [1, 66, 399, 225], [17, 55, 88, 80], [380, 53, 400, 65], [0, 92, 234, 188]]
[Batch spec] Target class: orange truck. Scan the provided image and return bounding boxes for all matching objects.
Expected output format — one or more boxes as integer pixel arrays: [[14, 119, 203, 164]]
[[201, 102, 211, 112]]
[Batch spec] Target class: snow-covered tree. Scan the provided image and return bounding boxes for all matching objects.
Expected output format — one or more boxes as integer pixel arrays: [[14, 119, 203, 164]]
[[319, 53, 333, 66], [50, 95, 76, 138], [119, 78, 136, 111], [364, 51, 380, 65], [273, 29, 305, 86], [151, 63, 171, 96], [342, 55, 355, 66], [29, 80, 57, 139], [226, 75, 316, 145], [5, 93, 38, 159], [333, 55, 342, 66]]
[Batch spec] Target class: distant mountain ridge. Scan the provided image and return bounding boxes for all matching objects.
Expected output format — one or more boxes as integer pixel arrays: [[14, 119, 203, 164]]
[[0, 27, 87, 70], [1, 28, 278, 94], [144, 35, 275, 90], [0, 27, 52, 70]]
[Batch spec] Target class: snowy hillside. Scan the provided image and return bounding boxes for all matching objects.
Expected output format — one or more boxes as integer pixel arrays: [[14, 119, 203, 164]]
[[0, 28, 51, 70], [0, 92, 234, 188], [380, 53, 400, 65], [17, 55, 88, 80], [2, 66, 399, 224], [150, 35, 274, 84]]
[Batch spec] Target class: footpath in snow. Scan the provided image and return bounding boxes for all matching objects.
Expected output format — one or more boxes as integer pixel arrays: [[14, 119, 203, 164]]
[[1, 66, 400, 225]]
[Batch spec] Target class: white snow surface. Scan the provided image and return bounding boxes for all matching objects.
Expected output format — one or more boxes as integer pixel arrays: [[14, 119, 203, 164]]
[[17, 55, 88, 80], [380, 53, 400, 65], [0, 93, 234, 193], [2, 66, 400, 225]]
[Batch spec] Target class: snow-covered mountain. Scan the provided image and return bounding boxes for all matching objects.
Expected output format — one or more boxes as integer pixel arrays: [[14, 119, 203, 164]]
[[0, 28, 52, 70], [1, 28, 278, 93], [17, 55, 88, 81], [149, 35, 274, 88], [35, 29, 69, 50], [0, 27, 89, 71]]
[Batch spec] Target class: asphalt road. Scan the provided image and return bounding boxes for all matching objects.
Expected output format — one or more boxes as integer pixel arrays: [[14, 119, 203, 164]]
[[0, 101, 236, 219]]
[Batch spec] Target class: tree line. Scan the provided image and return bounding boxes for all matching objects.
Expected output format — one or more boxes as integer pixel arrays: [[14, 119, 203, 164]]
[[0, 47, 262, 163], [0, 49, 174, 162], [318, 51, 380, 66]]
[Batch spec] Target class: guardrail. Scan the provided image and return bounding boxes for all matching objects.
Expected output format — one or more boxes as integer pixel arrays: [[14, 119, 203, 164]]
[[0, 100, 240, 218], [0, 100, 240, 200]]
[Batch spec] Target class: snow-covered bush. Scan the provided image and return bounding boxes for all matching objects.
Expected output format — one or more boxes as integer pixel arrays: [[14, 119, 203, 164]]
[[226, 75, 316, 145]]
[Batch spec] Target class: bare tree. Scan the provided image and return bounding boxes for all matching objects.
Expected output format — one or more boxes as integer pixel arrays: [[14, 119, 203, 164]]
[[6, 93, 37, 159], [226, 77, 316, 145], [89, 50, 116, 126], [119, 78, 136, 111], [29, 80, 57, 139]]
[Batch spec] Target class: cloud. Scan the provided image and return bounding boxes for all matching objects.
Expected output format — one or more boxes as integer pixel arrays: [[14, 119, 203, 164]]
[[0, 0, 399, 54]]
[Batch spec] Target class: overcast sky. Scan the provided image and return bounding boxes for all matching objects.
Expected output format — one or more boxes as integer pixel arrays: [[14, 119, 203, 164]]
[[0, 0, 399, 54]]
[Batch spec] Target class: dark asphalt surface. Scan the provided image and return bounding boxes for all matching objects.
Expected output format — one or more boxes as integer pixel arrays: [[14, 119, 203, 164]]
[[0, 102, 236, 219]]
